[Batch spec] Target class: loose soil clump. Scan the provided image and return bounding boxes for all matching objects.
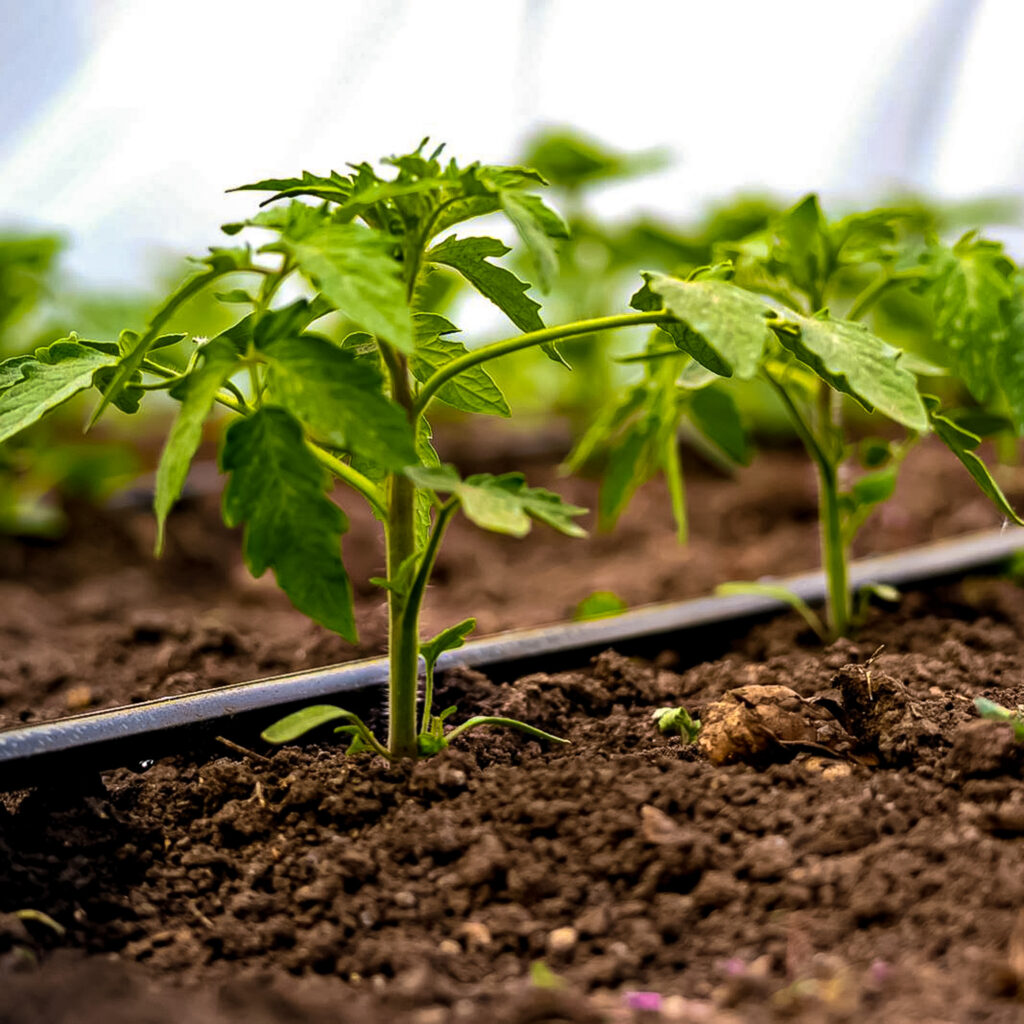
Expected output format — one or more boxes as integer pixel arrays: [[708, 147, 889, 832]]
[[4, 579, 1024, 1022]]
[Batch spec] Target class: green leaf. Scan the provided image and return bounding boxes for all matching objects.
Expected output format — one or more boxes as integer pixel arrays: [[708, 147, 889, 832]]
[[498, 191, 568, 291], [0, 355, 35, 394], [0, 341, 117, 444], [261, 704, 356, 743], [407, 465, 587, 538], [716, 581, 829, 642], [521, 128, 668, 189], [426, 235, 544, 336], [410, 313, 509, 416], [974, 697, 1024, 742], [923, 395, 1024, 525], [574, 591, 627, 621], [264, 334, 417, 470], [215, 289, 256, 304], [89, 248, 252, 426], [772, 194, 830, 302], [851, 466, 897, 506], [252, 295, 333, 349], [634, 272, 777, 378], [688, 385, 750, 465], [411, 417, 441, 547], [420, 618, 476, 674], [274, 222, 413, 351], [777, 313, 928, 431], [928, 235, 1014, 404], [652, 706, 701, 744], [598, 416, 658, 530], [221, 407, 357, 639], [154, 338, 238, 553], [230, 170, 355, 206]]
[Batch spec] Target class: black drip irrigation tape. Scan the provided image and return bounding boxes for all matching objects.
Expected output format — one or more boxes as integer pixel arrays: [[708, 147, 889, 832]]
[[1, 527, 1022, 791]]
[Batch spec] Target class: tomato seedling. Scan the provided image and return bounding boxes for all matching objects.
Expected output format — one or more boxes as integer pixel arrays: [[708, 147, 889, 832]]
[[0, 141, 685, 760], [598, 196, 1024, 638]]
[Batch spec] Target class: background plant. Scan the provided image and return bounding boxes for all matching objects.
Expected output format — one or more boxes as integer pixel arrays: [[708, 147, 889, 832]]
[[596, 194, 1024, 638]]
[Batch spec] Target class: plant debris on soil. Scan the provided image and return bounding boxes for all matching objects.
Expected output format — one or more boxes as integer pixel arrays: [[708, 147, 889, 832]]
[[4, 577, 1024, 1022], [3, 430, 1023, 727]]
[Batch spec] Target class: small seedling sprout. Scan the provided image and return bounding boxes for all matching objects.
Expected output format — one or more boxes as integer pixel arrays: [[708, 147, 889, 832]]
[[652, 706, 701, 744]]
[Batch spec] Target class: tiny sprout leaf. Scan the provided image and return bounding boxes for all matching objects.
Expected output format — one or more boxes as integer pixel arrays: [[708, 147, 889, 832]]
[[262, 705, 357, 744], [574, 591, 627, 621], [924, 396, 1024, 526], [652, 706, 701, 744], [443, 716, 569, 747], [974, 697, 1024, 742], [715, 581, 830, 642], [421, 618, 475, 674]]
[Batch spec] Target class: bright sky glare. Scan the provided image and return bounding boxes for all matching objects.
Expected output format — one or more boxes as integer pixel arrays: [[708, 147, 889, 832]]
[[0, 0, 1018, 288]]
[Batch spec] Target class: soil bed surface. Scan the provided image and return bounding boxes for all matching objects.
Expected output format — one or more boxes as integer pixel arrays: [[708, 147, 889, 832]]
[[2, 429, 1022, 727], [4, 579, 1024, 1022]]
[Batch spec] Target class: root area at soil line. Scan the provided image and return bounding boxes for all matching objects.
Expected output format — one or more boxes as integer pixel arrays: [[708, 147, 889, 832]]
[[5, 580, 1024, 1023]]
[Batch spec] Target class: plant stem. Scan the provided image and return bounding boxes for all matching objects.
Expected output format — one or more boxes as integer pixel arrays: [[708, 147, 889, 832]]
[[409, 501, 458, 732], [817, 457, 849, 638], [383, 347, 421, 759], [307, 446, 387, 520], [663, 432, 688, 545], [763, 368, 848, 637], [412, 311, 674, 420]]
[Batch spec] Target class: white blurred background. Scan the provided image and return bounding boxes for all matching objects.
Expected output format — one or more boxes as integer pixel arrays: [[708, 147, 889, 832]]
[[0, 0, 1019, 288]]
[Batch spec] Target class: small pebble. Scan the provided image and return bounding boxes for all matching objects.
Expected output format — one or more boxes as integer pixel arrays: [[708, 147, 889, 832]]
[[546, 926, 578, 955]]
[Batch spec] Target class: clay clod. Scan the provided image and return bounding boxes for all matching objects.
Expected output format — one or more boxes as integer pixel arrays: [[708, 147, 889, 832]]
[[697, 684, 841, 766], [835, 661, 936, 765]]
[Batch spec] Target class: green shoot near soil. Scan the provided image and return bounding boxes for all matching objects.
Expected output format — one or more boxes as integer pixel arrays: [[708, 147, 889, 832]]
[[653, 706, 701, 744], [975, 697, 1024, 742]]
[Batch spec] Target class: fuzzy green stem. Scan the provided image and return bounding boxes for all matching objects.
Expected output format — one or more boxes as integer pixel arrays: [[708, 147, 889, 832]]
[[411, 311, 674, 420], [817, 459, 849, 637], [663, 433, 688, 545], [412, 501, 458, 732], [308, 446, 387, 520], [383, 347, 420, 759], [763, 368, 848, 637]]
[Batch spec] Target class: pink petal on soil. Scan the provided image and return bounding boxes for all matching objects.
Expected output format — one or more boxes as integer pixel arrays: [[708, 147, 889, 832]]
[[623, 991, 663, 1011]]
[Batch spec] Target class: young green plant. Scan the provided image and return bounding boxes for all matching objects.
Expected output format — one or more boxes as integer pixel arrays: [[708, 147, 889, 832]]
[[601, 196, 1024, 638], [0, 141, 682, 760]]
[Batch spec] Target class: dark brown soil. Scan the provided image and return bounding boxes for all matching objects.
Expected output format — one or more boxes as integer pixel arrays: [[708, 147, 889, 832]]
[[5, 579, 1024, 1022], [2, 427, 1022, 727]]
